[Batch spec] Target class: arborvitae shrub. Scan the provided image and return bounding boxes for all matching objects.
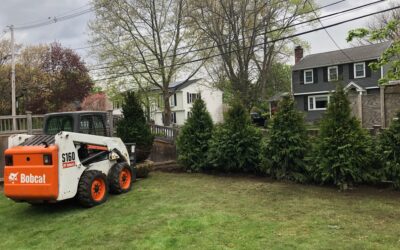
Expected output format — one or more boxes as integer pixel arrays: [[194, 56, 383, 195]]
[[116, 91, 154, 162], [207, 100, 261, 172], [176, 98, 213, 172], [379, 112, 400, 188], [312, 86, 375, 190], [262, 96, 309, 183]]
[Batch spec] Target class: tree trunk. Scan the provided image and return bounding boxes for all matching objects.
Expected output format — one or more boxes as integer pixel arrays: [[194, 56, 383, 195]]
[[163, 94, 172, 126]]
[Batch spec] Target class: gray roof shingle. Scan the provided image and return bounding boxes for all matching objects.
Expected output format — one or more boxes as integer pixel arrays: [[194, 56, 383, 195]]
[[292, 41, 391, 71]]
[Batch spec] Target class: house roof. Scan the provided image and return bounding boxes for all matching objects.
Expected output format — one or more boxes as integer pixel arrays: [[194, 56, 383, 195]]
[[292, 41, 391, 71], [153, 78, 202, 91]]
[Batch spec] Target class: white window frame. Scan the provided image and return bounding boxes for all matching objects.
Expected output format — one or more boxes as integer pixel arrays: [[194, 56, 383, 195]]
[[304, 69, 314, 84], [354, 62, 366, 79], [308, 95, 330, 111], [328, 66, 338, 82], [169, 94, 176, 107]]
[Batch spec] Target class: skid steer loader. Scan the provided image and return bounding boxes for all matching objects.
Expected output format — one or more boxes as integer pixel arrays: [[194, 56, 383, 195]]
[[3, 112, 137, 207]]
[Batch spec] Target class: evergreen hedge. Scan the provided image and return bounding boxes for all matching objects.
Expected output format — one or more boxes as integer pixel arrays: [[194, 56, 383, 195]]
[[207, 100, 261, 172], [176, 98, 213, 172], [262, 96, 309, 182], [116, 91, 154, 162], [378, 112, 400, 188], [312, 86, 376, 190]]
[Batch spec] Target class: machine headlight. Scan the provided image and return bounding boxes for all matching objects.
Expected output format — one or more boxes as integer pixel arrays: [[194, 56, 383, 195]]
[[43, 154, 52, 165]]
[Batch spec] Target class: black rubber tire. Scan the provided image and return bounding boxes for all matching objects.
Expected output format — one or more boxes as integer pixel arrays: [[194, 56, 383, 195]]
[[108, 162, 134, 194], [77, 170, 108, 207]]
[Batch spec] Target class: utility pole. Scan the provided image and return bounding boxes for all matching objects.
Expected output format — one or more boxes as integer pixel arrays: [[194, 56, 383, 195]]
[[9, 25, 16, 131]]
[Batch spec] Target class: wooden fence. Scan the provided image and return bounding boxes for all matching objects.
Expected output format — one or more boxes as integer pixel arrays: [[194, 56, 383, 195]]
[[150, 124, 179, 142]]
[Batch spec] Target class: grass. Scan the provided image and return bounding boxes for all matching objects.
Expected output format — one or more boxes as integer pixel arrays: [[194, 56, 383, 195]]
[[1, 172, 400, 249]]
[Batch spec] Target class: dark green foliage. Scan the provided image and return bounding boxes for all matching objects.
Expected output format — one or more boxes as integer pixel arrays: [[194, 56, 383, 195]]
[[261, 96, 309, 183], [312, 86, 375, 190], [378, 112, 400, 188], [116, 91, 154, 162], [207, 100, 261, 172], [176, 98, 214, 171]]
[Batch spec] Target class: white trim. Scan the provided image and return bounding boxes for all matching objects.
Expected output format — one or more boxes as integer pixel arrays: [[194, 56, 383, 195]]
[[293, 90, 330, 96], [354, 62, 366, 79], [381, 66, 384, 79], [365, 86, 380, 89], [344, 81, 365, 92], [328, 66, 339, 82], [308, 94, 330, 111], [304, 69, 314, 84]]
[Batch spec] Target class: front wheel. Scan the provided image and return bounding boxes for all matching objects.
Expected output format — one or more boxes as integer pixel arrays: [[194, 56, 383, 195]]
[[77, 170, 108, 207], [109, 162, 134, 194]]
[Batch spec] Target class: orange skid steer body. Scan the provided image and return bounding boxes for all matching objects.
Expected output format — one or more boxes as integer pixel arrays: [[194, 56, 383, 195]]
[[4, 132, 135, 207]]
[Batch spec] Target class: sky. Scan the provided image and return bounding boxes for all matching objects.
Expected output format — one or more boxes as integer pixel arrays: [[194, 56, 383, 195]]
[[0, 0, 396, 72]]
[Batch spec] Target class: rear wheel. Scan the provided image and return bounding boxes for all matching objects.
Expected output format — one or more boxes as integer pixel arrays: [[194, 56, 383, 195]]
[[109, 162, 134, 194], [77, 170, 108, 207]]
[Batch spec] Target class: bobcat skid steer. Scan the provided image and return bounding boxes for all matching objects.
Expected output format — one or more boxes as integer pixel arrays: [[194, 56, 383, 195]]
[[4, 132, 136, 207]]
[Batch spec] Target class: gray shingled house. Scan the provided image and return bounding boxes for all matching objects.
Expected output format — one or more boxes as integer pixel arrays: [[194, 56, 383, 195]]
[[291, 41, 400, 128]]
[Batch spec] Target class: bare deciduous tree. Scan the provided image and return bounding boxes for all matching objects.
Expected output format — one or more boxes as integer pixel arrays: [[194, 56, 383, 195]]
[[89, 0, 205, 126], [188, 0, 314, 109]]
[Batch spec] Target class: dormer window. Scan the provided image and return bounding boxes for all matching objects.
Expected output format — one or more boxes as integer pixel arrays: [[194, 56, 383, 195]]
[[304, 69, 314, 84], [328, 66, 338, 81], [354, 62, 366, 78]]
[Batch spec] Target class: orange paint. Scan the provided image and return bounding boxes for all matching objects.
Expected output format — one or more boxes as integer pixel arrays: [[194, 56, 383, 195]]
[[91, 178, 106, 201], [119, 168, 131, 190], [87, 145, 108, 151], [4, 145, 59, 201]]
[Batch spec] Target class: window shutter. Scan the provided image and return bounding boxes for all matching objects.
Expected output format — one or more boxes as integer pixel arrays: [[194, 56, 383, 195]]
[[304, 96, 308, 111], [338, 65, 343, 80], [313, 68, 318, 83], [366, 61, 372, 77], [187, 92, 189, 103], [174, 94, 177, 106], [323, 67, 328, 82], [299, 70, 304, 85], [349, 63, 354, 79]]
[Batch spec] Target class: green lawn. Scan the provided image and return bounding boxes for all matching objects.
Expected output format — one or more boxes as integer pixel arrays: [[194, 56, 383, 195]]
[[1, 172, 400, 249]]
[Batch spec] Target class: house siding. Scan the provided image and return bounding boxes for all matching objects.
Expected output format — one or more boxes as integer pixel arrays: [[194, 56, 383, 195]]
[[294, 95, 325, 123], [292, 60, 380, 94]]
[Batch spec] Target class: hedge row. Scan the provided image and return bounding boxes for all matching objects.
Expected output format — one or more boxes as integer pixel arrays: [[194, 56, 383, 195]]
[[177, 88, 400, 190]]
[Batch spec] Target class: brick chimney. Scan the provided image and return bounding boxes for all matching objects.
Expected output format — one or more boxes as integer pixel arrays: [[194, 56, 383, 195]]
[[294, 46, 303, 64]]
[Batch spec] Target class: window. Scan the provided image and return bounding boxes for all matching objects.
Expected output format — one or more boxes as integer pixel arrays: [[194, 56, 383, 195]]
[[93, 115, 107, 136], [79, 115, 93, 134], [169, 94, 176, 107], [187, 111, 192, 118], [328, 66, 338, 81], [308, 95, 330, 111], [354, 62, 366, 78], [45, 115, 73, 135], [304, 69, 313, 84], [171, 112, 177, 124], [187, 92, 200, 103]]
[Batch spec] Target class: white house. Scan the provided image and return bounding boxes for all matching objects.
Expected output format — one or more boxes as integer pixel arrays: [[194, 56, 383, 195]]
[[112, 78, 224, 126]]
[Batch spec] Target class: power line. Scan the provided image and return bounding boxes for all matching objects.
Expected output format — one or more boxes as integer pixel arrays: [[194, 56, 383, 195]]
[[92, 4, 400, 82], [14, 3, 92, 27], [305, 0, 355, 61], [88, 0, 385, 72], [75, 0, 347, 55], [13, 7, 95, 30]]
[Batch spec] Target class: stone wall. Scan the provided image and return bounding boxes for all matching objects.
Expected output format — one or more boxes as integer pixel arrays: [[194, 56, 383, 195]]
[[385, 84, 400, 127], [362, 90, 381, 128], [149, 139, 177, 162]]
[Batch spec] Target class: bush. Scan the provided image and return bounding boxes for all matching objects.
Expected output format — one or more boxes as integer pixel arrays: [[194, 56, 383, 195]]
[[116, 91, 154, 162], [176, 98, 214, 172], [378, 112, 400, 188], [207, 100, 261, 172], [261, 96, 309, 182], [312, 86, 376, 190]]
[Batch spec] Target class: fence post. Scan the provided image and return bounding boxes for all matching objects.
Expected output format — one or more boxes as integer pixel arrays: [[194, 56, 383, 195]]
[[26, 111, 33, 135], [107, 110, 114, 137]]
